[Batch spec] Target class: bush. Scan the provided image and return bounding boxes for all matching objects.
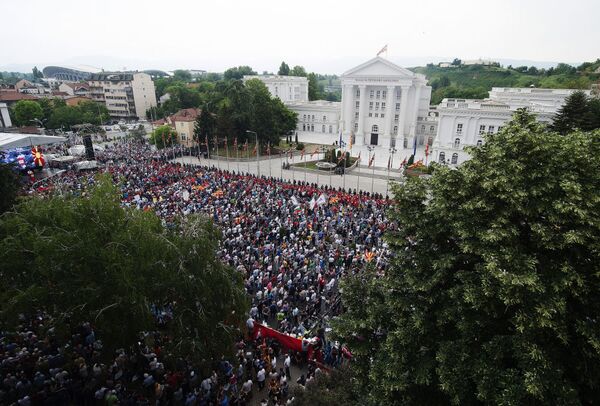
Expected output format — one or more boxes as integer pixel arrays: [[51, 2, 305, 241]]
[[296, 143, 305, 151]]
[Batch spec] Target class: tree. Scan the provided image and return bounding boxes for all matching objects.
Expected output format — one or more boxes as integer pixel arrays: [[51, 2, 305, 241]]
[[0, 175, 248, 361], [150, 125, 178, 148], [223, 66, 257, 81], [0, 164, 19, 215], [129, 124, 147, 140], [334, 110, 600, 405], [32, 66, 43, 80], [291, 367, 362, 405], [278, 61, 290, 76], [551, 90, 590, 134], [451, 58, 461, 66], [194, 103, 216, 145], [308, 72, 321, 101], [12, 100, 43, 126], [172, 69, 192, 82], [289, 65, 307, 77]]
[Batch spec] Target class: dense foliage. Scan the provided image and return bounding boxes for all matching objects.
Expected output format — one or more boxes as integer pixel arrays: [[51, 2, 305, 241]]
[[150, 124, 178, 148], [551, 91, 600, 134], [334, 110, 600, 405], [12, 98, 109, 129], [413, 61, 600, 104], [0, 176, 248, 361], [0, 163, 19, 215]]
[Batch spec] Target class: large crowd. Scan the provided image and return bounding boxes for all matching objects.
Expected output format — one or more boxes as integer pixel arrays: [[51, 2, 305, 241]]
[[1, 140, 391, 405]]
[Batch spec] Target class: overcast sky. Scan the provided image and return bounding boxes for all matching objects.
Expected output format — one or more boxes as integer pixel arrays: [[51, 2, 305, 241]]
[[2, 0, 598, 74]]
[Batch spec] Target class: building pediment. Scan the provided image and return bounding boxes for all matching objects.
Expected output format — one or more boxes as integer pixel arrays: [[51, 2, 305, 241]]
[[341, 57, 415, 79]]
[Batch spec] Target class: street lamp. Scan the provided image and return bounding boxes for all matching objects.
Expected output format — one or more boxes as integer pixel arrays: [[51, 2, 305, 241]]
[[386, 147, 397, 197], [366, 145, 376, 194], [245, 130, 259, 178]]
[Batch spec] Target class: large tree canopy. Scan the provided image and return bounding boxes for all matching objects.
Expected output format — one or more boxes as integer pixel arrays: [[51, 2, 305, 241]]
[[12, 100, 44, 126], [334, 110, 600, 405], [0, 176, 248, 361]]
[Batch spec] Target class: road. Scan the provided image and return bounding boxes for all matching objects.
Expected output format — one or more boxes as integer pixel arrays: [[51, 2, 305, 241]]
[[172, 154, 405, 196]]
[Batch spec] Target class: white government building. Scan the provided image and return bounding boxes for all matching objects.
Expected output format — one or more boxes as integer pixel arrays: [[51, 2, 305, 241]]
[[250, 56, 589, 167]]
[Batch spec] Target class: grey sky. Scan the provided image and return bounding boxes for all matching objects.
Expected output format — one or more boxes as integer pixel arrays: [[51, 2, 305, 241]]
[[2, 0, 598, 73]]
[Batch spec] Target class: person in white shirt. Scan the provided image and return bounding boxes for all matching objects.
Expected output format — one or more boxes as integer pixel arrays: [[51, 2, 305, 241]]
[[284, 354, 291, 379], [257, 367, 266, 390]]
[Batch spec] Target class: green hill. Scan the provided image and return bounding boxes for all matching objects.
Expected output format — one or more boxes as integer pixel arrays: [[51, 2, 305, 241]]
[[410, 60, 600, 104]]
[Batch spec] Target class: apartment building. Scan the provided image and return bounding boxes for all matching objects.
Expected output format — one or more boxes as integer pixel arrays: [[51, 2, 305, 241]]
[[88, 72, 157, 120]]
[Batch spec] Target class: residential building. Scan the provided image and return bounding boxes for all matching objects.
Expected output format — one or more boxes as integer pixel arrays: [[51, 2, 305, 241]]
[[88, 72, 157, 120], [243, 75, 308, 103], [0, 90, 38, 108], [169, 108, 200, 148], [462, 58, 497, 66], [340, 56, 432, 148], [65, 96, 93, 106], [59, 82, 91, 97], [287, 100, 341, 142], [488, 87, 591, 111], [0, 102, 12, 128]]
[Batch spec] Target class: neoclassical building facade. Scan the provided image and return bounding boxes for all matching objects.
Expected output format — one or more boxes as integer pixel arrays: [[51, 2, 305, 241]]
[[340, 57, 432, 148]]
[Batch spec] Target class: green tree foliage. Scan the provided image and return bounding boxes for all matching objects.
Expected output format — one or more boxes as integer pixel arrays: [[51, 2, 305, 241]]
[[150, 125, 178, 148], [290, 65, 308, 77], [172, 69, 192, 82], [334, 110, 600, 405], [0, 164, 19, 215], [308, 72, 322, 100], [12, 100, 44, 126], [291, 367, 362, 405], [223, 65, 257, 81], [551, 91, 600, 134], [0, 175, 247, 360], [194, 103, 216, 145], [32, 66, 44, 80], [45, 100, 109, 130], [278, 61, 290, 76]]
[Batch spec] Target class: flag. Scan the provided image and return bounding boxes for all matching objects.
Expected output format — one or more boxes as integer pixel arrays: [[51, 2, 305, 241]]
[[329, 196, 339, 204], [252, 143, 257, 156], [289, 149, 293, 159], [376, 44, 388, 57], [243, 140, 248, 151], [357, 151, 361, 163], [291, 196, 299, 207], [387, 156, 391, 170], [349, 135, 353, 150], [300, 149, 305, 159], [364, 251, 375, 262], [368, 153, 375, 168], [224, 136, 228, 147], [316, 193, 327, 206], [310, 148, 317, 158], [400, 156, 407, 169], [205, 135, 209, 147], [234, 137, 238, 149], [338, 153, 346, 164], [425, 143, 430, 157], [266, 143, 271, 156], [309, 196, 317, 210]]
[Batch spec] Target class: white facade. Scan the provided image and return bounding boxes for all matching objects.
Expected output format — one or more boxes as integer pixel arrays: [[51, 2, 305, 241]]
[[0, 103, 12, 128], [88, 72, 157, 120], [243, 75, 308, 103], [287, 100, 341, 142], [432, 97, 555, 166], [488, 87, 592, 111], [340, 57, 432, 149]]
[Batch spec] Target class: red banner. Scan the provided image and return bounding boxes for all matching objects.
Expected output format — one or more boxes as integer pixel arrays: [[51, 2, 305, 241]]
[[252, 324, 303, 352]]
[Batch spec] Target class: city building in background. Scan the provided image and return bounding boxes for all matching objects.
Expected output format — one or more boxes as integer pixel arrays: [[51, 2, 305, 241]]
[[0, 102, 12, 128], [42, 65, 101, 82], [243, 75, 308, 103], [287, 100, 341, 141], [88, 72, 157, 120]]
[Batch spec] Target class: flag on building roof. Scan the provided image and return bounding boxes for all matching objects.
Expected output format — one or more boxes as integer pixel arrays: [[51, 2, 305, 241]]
[[376, 44, 388, 57]]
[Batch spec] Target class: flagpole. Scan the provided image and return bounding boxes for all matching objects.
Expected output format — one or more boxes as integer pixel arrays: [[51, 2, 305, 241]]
[[356, 155, 360, 192], [226, 138, 230, 172], [304, 152, 307, 183], [236, 140, 240, 174], [215, 136, 220, 170], [268, 143, 272, 178]]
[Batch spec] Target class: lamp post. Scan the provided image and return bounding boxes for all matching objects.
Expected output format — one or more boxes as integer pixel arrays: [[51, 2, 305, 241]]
[[245, 130, 259, 178]]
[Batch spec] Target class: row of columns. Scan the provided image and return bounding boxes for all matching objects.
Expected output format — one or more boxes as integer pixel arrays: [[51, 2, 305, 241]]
[[342, 83, 418, 146]]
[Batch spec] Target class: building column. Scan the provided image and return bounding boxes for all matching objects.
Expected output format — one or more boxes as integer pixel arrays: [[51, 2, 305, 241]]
[[356, 85, 367, 142], [397, 85, 410, 147], [407, 83, 422, 150], [383, 85, 395, 140], [342, 84, 354, 135]]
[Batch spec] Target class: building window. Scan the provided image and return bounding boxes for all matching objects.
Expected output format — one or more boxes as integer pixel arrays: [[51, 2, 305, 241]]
[[311, 124, 314, 131], [421, 125, 426, 132], [354, 122, 358, 131], [355, 112, 359, 119], [393, 125, 398, 135], [368, 113, 372, 117], [372, 125, 379, 133], [396, 91, 401, 99], [329, 125, 332, 133], [456, 123, 463, 134], [302, 124, 306, 131], [382, 90, 387, 99], [430, 125, 435, 132], [376, 90, 380, 99], [370, 90, 374, 98], [303, 114, 306, 121], [479, 125, 486, 135], [322, 125, 325, 132], [488, 125, 495, 134], [381, 113, 385, 118], [395, 103, 400, 111], [394, 114, 399, 122], [454, 138, 461, 148], [369, 102, 373, 110], [451, 153, 458, 164], [323, 115, 327, 122], [312, 115, 315, 121], [381, 102, 386, 110], [356, 89, 360, 97], [497, 126, 503, 133], [355, 101, 360, 109], [439, 152, 445, 163], [375, 102, 380, 110], [476, 139, 483, 146]]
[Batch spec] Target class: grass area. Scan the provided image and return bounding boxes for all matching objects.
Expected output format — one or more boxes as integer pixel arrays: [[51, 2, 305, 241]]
[[291, 157, 358, 171]]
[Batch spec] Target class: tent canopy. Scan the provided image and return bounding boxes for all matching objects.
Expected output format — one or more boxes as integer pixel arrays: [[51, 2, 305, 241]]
[[0, 133, 67, 150]]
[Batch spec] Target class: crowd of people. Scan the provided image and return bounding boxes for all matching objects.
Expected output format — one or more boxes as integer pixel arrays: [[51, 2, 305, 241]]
[[1, 140, 391, 405]]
